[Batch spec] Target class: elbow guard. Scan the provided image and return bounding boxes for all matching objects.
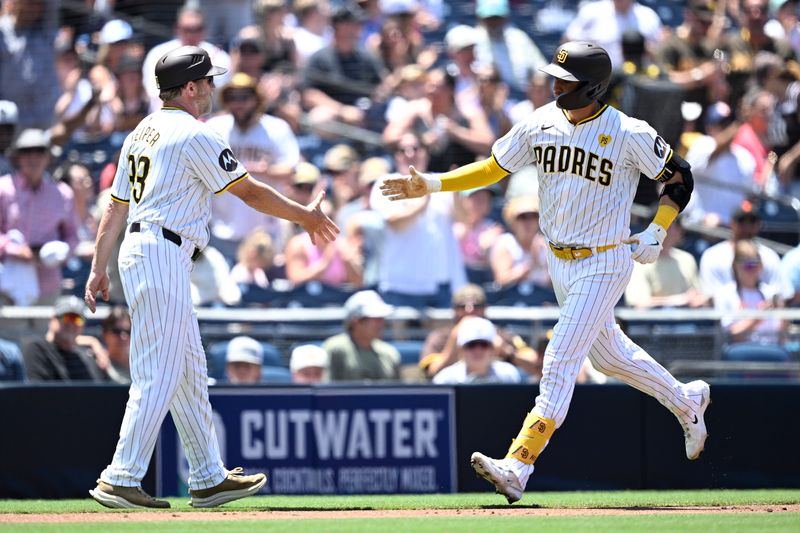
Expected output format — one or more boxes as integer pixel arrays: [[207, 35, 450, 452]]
[[658, 153, 693, 212]]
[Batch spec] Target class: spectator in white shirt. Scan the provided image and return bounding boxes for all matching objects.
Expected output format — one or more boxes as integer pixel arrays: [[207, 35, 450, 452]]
[[433, 316, 521, 384], [564, 0, 663, 69]]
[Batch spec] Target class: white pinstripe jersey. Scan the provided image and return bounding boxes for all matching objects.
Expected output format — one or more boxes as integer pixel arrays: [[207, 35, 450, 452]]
[[493, 102, 671, 247], [111, 107, 248, 248]]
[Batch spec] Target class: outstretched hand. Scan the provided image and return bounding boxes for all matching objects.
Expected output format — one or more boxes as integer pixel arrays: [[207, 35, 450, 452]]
[[379, 166, 434, 201], [302, 191, 340, 246]]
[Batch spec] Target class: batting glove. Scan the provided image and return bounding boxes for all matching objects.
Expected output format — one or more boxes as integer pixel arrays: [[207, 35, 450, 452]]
[[626, 223, 667, 264]]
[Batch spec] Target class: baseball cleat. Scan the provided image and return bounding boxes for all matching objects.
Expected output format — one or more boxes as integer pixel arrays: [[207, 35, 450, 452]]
[[470, 452, 524, 504], [189, 467, 266, 508], [89, 480, 170, 509], [682, 380, 711, 460]]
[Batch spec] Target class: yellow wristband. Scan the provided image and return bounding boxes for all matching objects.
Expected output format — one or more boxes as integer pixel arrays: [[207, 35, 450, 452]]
[[652, 204, 679, 230]]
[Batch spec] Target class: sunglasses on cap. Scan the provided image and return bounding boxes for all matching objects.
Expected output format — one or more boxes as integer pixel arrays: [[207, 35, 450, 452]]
[[463, 339, 492, 350], [60, 313, 85, 326], [516, 211, 538, 221]]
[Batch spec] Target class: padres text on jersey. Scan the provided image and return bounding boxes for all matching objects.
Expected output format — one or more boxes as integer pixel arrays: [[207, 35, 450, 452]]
[[493, 102, 670, 248]]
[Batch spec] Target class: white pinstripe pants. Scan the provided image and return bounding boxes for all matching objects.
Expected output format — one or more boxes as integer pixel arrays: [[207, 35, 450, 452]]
[[533, 246, 697, 427], [100, 224, 226, 490]]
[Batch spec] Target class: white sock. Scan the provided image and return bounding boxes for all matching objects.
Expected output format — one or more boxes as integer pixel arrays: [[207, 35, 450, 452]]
[[505, 457, 535, 488]]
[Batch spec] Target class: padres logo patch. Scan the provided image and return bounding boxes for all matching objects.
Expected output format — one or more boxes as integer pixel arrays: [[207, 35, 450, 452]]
[[598, 134, 612, 147], [218, 148, 239, 172], [653, 136, 668, 158], [557, 49, 568, 63]]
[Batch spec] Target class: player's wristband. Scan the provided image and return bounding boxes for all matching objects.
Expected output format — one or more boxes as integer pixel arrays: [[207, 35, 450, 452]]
[[652, 204, 679, 230], [424, 174, 442, 193]]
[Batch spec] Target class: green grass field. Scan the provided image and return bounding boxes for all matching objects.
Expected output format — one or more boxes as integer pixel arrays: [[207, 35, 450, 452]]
[[1, 490, 798, 532]]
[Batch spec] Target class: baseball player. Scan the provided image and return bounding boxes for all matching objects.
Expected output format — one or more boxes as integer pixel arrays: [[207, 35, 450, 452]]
[[84, 45, 338, 509], [381, 41, 710, 504]]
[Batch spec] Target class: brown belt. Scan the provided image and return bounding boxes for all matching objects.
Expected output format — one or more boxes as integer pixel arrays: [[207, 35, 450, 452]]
[[548, 242, 617, 261]]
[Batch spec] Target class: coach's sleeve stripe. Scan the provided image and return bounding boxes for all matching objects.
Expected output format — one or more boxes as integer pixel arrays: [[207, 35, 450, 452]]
[[214, 172, 249, 195], [110, 194, 130, 204], [492, 152, 511, 174]]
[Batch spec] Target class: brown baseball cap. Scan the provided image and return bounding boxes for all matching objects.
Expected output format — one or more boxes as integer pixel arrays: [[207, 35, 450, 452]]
[[452, 283, 487, 307], [358, 157, 390, 187], [293, 162, 321, 185], [324, 144, 359, 173]]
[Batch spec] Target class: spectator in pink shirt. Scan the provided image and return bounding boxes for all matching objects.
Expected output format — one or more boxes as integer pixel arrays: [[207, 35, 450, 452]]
[[732, 89, 777, 188], [0, 129, 78, 304]]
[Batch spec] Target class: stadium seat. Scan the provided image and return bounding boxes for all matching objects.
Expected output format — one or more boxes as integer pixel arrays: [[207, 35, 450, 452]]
[[485, 282, 558, 307], [61, 256, 93, 298], [721, 342, 792, 380], [390, 340, 425, 366], [206, 340, 284, 381], [284, 282, 358, 308], [721, 343, 791, 362], [0, 339, 25, 381], [260, 366, 293, 383]]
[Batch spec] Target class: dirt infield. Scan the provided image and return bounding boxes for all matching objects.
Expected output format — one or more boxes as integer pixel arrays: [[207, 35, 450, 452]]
[[3, 504, 799, 523]]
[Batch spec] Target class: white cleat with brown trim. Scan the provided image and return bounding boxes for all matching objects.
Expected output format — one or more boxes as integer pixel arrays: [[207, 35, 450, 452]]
[[470, 452, 525, 504]]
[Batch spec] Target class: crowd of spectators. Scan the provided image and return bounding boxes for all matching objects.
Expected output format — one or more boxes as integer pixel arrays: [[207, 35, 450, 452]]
[[1, 0, 800, 384]]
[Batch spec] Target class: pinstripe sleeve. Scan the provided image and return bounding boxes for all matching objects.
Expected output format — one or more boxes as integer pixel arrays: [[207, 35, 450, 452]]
[[492, 120, 536, 173], [110, 141, 131, 204], [187, 124, 251, 194], [626, 118, 671, 181]]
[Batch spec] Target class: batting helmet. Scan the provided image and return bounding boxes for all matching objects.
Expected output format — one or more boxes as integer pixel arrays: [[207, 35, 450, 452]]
[[539, 41, 612, 110], [155, 45, 227, 91]]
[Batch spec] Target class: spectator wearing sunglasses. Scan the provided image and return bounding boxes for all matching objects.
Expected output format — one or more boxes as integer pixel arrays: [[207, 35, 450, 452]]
[[420, 284, 539, 379], [490, 195, 551, 288], [99, 306, 133, 384], [715, 239, 788, 344], [699, 201, 793, 304], [432, 316, 521, 384], [21, 296, 105, 382]]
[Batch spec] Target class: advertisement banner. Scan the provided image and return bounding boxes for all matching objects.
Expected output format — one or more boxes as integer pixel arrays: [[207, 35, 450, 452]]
[[156, 387, 456, 496]]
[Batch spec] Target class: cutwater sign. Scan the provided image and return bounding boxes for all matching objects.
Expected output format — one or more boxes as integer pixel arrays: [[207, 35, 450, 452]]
[[156, 387, 456, 496]]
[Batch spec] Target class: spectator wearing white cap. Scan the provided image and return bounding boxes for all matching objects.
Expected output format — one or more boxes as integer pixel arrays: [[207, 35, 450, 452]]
[[472, 0, 548, 94], [322, 290, 400, 381], [0, 101, 18, 176], [290, 344, 329, 383], [225, 336, 264, 384], [445, 25, 480, 112], [432, 316, 521, 384], [85, 19, 138, 139]]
